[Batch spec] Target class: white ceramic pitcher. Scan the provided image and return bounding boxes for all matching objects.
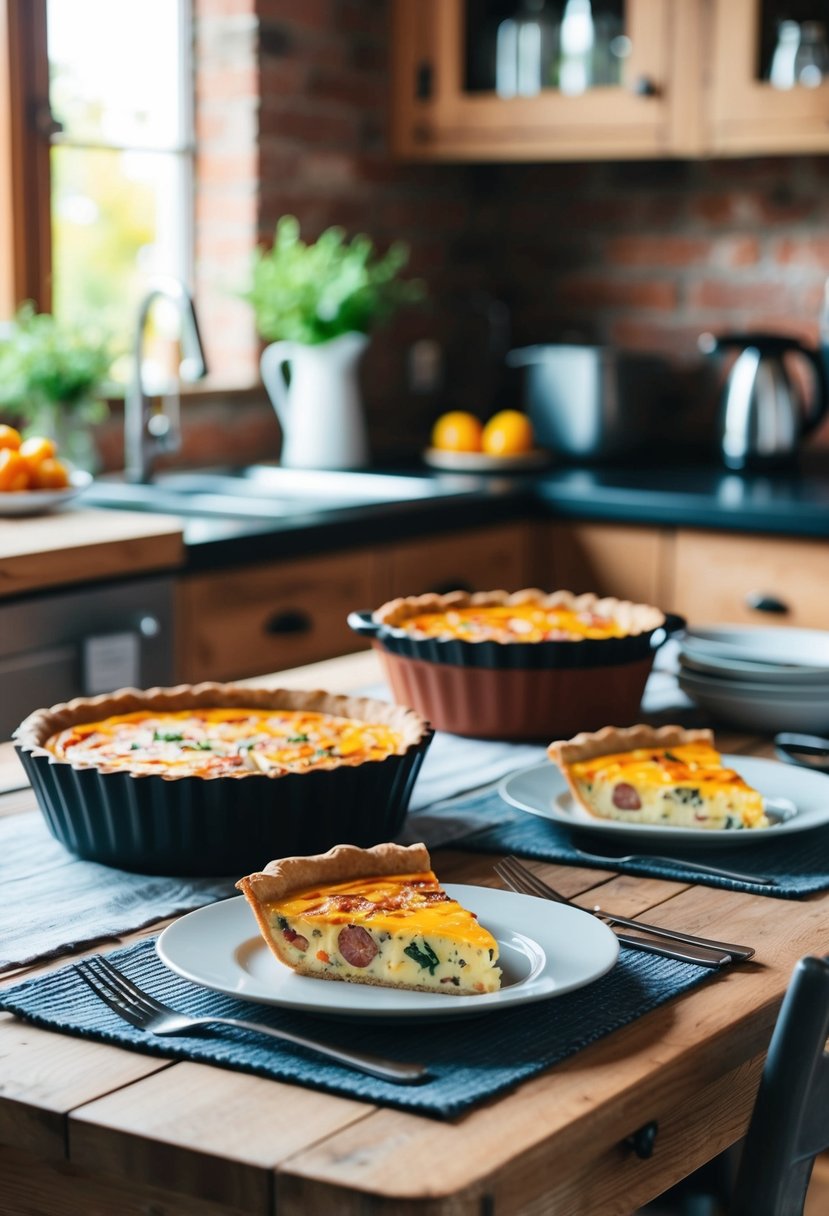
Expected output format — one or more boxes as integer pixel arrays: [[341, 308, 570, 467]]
[[260, 332, 370, 469]]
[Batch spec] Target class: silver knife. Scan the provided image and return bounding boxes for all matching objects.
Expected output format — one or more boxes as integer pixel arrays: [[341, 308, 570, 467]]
[[613, 930, 733, 969]]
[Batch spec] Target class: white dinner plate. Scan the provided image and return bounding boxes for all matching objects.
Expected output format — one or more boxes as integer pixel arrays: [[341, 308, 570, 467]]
[[680, 649, 829, 687], [683, 627, 829, 671], [0, 469, 92, 516], [499, 755, 829, 848], [677, 672, 829, 734], [156, 885, 619, 1020], [422, 447, 551, 473]]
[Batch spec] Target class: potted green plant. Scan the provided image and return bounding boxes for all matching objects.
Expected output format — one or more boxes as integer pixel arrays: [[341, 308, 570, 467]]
[[246, 216, 423, 469], [0, 303, 113, 471]]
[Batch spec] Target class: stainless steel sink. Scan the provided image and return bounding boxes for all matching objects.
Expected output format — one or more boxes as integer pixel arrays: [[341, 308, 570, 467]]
[[80, 465, 457, 520]]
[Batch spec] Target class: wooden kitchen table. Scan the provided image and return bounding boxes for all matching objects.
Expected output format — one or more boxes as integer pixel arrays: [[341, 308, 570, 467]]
[[1, 651, 828, 1216]]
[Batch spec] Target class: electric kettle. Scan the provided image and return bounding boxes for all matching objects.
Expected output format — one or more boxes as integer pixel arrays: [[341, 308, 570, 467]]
[[699, 332, 829, 471]]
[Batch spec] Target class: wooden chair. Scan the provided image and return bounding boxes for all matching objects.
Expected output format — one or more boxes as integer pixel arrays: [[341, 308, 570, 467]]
[[730, 954, 829, 1216]]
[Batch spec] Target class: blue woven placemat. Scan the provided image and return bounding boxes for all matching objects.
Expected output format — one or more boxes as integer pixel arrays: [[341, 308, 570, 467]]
[[0, 814, 237, 973], [450, 790, 829, 899], [0, 936, 713, 1120]]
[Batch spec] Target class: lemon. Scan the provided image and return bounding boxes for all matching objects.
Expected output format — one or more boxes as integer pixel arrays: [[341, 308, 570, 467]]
[[431, 411, 484, 453], [481, 410, 534, 457]]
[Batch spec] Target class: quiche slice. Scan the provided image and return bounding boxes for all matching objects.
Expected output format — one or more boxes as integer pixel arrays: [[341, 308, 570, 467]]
[[236, 842, 501, 995], [548, 725, 769, 831]]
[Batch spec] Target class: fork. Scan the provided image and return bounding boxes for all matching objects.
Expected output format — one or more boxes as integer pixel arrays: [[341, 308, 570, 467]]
[[494, 857, 751, 968], [75, 956, 428, 1085]]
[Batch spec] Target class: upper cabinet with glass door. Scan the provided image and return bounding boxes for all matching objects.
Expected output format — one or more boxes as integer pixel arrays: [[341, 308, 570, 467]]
[[390, 0, 702, 160], [390, 0, 829, 161], [708, 0, 829, 153]]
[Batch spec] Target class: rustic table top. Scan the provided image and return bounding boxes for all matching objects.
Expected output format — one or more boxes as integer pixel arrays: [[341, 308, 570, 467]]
[[1, 651, 827, 1216]]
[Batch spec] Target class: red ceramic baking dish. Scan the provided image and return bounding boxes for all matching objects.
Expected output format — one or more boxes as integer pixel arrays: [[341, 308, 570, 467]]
[[14, 683, 433, 875], [348, 588, 684, 741]]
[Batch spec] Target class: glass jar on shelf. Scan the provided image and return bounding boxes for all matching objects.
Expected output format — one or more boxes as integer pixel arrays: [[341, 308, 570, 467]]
[[769, 19, 829, 89], [794, 21, 829, 88], [495, 0, 557, 99]]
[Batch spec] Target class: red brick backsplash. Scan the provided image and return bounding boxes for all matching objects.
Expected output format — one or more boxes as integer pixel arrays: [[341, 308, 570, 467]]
[[178, 0, 829, 470]]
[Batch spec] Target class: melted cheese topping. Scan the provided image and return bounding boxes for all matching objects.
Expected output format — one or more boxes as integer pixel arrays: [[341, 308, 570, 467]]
[[267, 870, 501, 994], [45, 708, 404, 778], [569, 742, 767, 830], [400, 603, 626, 643], [271, 871, 495, 947]]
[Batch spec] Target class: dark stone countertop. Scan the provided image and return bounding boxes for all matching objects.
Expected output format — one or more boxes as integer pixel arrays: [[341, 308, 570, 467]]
[[169, 457, 829, 572]]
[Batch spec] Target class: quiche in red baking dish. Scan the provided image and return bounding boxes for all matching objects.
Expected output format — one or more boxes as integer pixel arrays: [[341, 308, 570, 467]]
[[237, 842, 502, 995], [375, 588, 663, 644], [548, 725, 769, 831]]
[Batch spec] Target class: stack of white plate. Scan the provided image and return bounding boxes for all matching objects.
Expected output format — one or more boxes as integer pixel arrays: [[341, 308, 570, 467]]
[[677, 626, 829, 732]]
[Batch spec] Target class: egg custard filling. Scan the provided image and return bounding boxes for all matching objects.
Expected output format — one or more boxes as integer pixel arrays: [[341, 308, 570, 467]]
[[237, 843, 502, 995], [402, 602, 626, 643], [44, 708, 406, 778], [548, 725, 768, 831], [375, 589, 665, 645]]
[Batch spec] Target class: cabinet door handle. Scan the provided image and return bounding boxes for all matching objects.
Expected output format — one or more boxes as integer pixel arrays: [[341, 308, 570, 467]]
[[745, 592, 790, 615], [415, 61, 433, 100], [630, 75, 659, 97], [264, 610, 312, 635]]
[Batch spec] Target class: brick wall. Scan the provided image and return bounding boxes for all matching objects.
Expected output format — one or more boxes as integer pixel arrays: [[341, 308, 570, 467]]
[[181, 1, 829, 467]]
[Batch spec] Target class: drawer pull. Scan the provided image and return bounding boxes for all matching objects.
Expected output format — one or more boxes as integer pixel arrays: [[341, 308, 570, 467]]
[[265, 610, 312, 636], [625, 1120, 658, 1160], [745, 593, 789, 615]]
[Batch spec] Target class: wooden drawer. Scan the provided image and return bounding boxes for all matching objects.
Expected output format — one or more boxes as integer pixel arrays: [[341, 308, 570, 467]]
[[672, 529, 828, 629], [375, 522, 532, 602], [540, 522, 672, 607], [176, 549, 375, 683]]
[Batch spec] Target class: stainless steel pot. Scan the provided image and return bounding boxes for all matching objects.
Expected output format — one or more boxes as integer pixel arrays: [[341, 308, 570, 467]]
[[507, 344, 671, 461]]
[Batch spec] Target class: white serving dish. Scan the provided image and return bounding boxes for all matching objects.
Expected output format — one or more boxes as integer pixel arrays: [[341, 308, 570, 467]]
[[678, 670, 829, 733]]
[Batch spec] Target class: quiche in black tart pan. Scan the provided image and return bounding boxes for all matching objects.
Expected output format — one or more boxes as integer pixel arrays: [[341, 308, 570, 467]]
[[348, 588, 684, 741], [13, 682, 433, 876]]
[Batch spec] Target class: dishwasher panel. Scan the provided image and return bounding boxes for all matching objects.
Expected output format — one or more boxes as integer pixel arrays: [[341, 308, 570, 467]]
[[0, 575, 175, 738]]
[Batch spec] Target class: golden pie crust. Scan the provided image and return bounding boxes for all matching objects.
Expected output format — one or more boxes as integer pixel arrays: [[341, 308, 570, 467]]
[[549, 724, 714, 768], [14, 683, 430, 781], [374, 588, 665, 640], [237, 841, 430, 904]]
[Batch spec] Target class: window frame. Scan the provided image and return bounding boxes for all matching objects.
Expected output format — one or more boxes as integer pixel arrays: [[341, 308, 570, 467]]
[[0, 0, 51, 318]]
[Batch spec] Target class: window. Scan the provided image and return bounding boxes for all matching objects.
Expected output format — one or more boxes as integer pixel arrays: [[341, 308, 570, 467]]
[[1, 0, 261, 392], [46, 0, 193, 356]]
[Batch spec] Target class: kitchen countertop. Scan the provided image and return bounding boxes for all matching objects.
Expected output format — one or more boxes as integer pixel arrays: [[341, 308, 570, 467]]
[[5, 459, 828, 596], [0, 508, 184, 601], [168, 459, 829, 572]]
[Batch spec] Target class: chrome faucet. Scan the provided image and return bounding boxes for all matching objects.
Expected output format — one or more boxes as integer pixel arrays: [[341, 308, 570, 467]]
[[124, 278, 208, 483]]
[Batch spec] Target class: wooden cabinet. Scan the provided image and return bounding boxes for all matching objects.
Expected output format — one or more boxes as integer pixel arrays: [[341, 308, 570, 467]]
[[392, 0, 693, 162], [671, 529, 829, 630], [376, 521, 532, 601], [174, 517, 826, 683], [391, 0, 829, 161], [176, 522, 534, 683], [539, 520, 671, 606], [708, 0, 829, 155], [176, 549, 376, 683], [544, 519, 828, 630]]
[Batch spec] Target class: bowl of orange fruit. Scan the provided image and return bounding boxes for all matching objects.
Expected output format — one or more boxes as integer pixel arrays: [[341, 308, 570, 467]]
[[423, 409, 550, 472], [0, 424, 91, 516]]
